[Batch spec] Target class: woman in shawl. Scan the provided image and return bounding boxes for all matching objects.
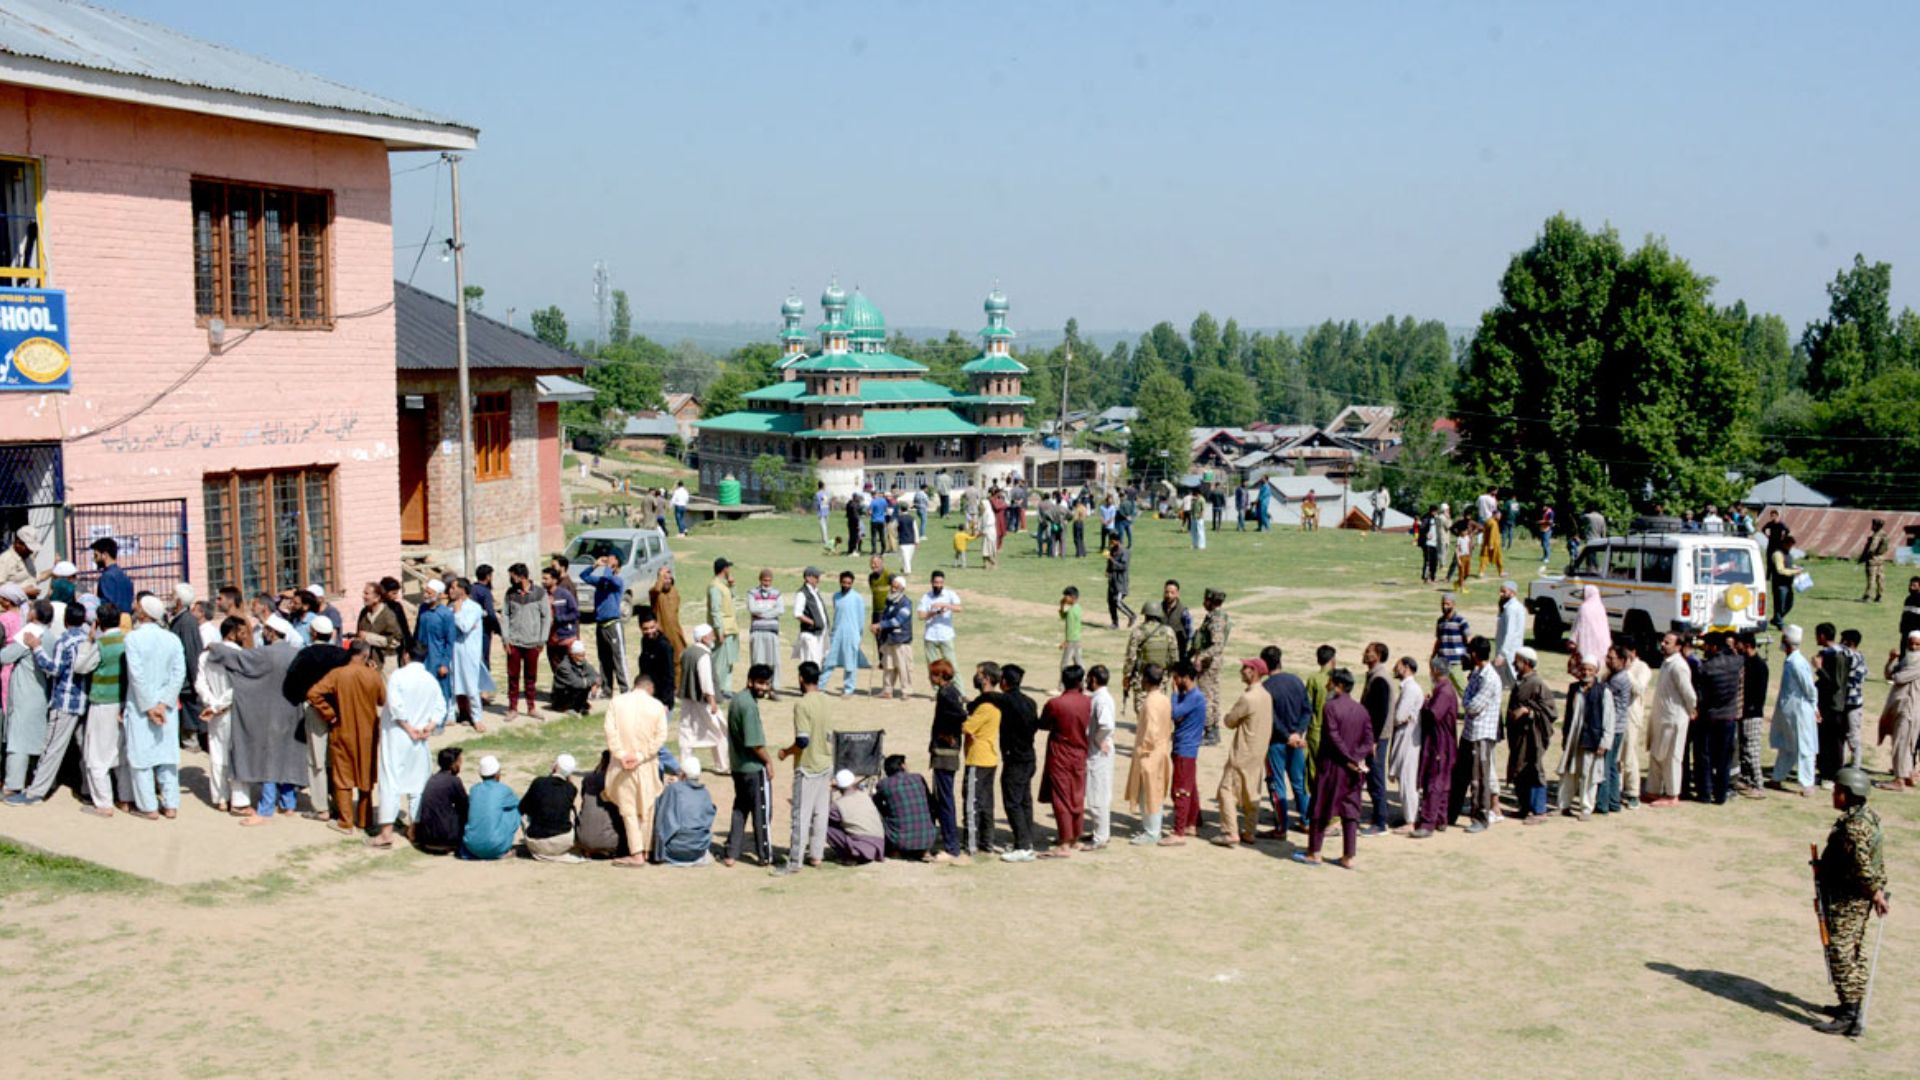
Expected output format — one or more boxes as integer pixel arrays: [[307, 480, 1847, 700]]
[[648, 566, 687, 670], [448, 578, 494, 733], [1411, 656, 1459, 837], [1571, 584, 1610, 668]]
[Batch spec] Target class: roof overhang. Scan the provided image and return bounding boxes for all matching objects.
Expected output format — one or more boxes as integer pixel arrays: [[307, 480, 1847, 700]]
[[536, 374, 596, 403], [0, 54, 478, 150]]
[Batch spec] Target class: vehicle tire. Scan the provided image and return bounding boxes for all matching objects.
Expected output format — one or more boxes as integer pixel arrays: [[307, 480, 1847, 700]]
[[1621, 610, 1656, 661], [1531, 601, 1566, 651]]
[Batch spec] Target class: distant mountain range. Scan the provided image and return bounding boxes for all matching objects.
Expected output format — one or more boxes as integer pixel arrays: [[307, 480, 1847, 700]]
[[633, 321, 1478, 356]]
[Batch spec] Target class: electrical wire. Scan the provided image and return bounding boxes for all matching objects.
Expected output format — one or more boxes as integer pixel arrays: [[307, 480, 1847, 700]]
[[402, 157, 444, 288]]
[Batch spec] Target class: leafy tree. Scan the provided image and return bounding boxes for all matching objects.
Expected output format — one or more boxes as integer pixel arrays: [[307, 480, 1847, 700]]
[[661, 339, 720, 395], [750, 453, 803, 511], [726, 341, 783, 385], [462, 284, 484, 313], [700, 368, 760, 421], [1725, 302, 1795, 414], [1802, 255, 1898, 398], [611, 289, 633, 345], [1189, 311, 1223, 373], [530, 305, 569, 349], [1146, 322, 1191, 386], [1191, 367, 1258, 426], [1127, 365, 1194, 482]]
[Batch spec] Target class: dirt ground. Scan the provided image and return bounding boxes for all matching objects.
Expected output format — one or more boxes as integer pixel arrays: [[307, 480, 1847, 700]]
[[2, 517, 1917, 1076]]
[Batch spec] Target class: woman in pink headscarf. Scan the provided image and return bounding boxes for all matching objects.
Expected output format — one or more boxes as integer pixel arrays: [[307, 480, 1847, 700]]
[[1570, 584, 1610, 666]]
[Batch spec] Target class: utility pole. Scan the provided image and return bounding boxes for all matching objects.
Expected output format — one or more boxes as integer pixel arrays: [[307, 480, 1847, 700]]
[[447, 152, 477, 576], [1055, 341, 1071, 488], [592, 261, 610, 346]]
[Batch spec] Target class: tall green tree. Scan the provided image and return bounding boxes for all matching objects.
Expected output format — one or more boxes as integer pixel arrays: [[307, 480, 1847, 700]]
[[1127, 363, 1194, 482], [610, 289, 633, 345], [1188, 311, 1223, 374], [1802, 255, 1898, 398], [530, 305, 570, 349], [1191, 367, 1258, 426]]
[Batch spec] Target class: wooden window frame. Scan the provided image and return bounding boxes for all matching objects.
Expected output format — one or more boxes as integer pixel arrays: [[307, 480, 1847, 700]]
[[191, 177, 333, 329], [201, 466, 339, 595], [0, 154, 47, 286], [474, 390, 513, 481]]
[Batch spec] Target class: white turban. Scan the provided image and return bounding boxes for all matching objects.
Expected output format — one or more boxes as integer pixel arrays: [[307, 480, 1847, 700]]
[[309, 615, 335, 638], [174, 582, 195, 605], [424, 579, 447, 595], [693, 623, 714, 641], [554, 753, 578, 775], [0, 583, 25, 606], [265, 615, 296, 640], [138, 595, 166, 621], [1783, 624, 1803, 645], [681, 756, 702, 779]]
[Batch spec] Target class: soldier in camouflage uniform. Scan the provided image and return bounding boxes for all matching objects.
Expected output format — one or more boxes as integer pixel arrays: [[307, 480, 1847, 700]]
[[1814, 766, 1889, 1037], [1123, 602, 1178, 713], [1192, 589, 1231, 746], [1859, 519, 1891, 604]]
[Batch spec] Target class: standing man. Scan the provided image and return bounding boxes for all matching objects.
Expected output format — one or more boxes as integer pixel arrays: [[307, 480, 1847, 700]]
[[1459, 637, 1501, 833], [1104, 535, 1134, 629], [1124, 664, 1171, 845], [1083, 664, 1118, 851], [678, 624, 727, 772], [1732, 631, 1769, 798], [1372, 484, 1391, 531], [822, 570, 868, 697], [1645, 631, 1698, 807], [1693, 631, 1745, 805], [1431, 593, 1471, 674], [370, 643, 445, 849], [722, 663, 775, 867], [917, 571, 961, 671], [790, 566, 829, 676], [1359, 643, 1396, 835], [416, 580, 455, 704], [305, 640, 386, 835], [1261, 646, 1313, 837], [1617, 637, 1653, 809], [1493, 580, 1526, 694], [1770, 624, 1818, 795], [1811, 767, 1890, 1038], [745, 569, 784, 693], [1555, 656, 1612, 820], [671, 479, 691, 536], [1840, 628, 1868, 769], [212, 616, 306, 825], [14, 604, 92, 807], [776, 661, 837, 874], [1814, 624, 1852, 786], [502, 563, 550, 720], [1213, 657, 1272, 846], [1296, 669, 1371, 869], [875, 576, 914, 700], [1038, 664, 1092, 856], [995, 664, 1040, 862], [961, 662, 1005, 857], [90, 537, 134, 615], [635, 611, 676, 723], [604, 675, 669, 867], [814, 482, 834, 553], [285, 614, 351, 814], [1161, 580, 1194, 661], [123, 595, 187, 820], [706, 558, 739, 699], [581, 553, 630, 694], [1166, 661, 1208, 842], [1191, 589, 1231, 746], [448, 580, 493, 733], [542, 565, 579, 677], [167, 584, 204, 751], [928, 659, 968, 862], [1859, 518, 1891, 604]]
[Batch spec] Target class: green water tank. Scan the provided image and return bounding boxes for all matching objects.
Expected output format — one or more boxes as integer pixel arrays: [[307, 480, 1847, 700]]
[[716, 475, 742, 506]]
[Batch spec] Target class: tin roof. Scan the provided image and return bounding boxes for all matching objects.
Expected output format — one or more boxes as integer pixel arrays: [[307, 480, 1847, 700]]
[[0, 0, 476, 149], [394, 282, 584, 374]]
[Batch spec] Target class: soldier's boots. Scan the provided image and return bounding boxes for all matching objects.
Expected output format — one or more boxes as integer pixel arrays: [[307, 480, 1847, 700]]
[[1813, 1003, 1862, 1038]]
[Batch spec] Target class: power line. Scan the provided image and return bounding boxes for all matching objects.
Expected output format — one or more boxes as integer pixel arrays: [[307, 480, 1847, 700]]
[[402, 158, 444, 287]]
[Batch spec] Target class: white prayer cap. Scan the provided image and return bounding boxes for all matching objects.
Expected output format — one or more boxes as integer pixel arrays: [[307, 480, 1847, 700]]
[[693, 622, 714, 641], [138, 595, 166, 621], [478, 755, 501, 778], [0, 583, 25, 605], [891, 575, 906, 588], [1782, 624, 1803, 645], [51, 560, 77, 577], [309, 615, 335, 638], [424, 579, 447, 595], [307, 583, 326, 599], [265, 615, 295, 639], [1501, 580, 1518, 593], [569, 639, 587, 656], [1515, 646, 1537, 665], [833, 768, 857, 789], [682, 756, 702, 779], [1908, 630, 1920, 644], [174, 582, 195, 605], [554, 752, 578, 775]]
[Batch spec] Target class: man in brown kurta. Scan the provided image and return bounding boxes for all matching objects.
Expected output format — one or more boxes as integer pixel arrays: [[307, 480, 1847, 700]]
[[604, 676, 669, 865], [306, 642, 387, 832], [1124, 667, 1174, 842], [1214, 658, 1272, 845]]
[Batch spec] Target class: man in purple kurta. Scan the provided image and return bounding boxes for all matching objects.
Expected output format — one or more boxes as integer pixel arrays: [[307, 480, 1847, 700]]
[[1296, 669, 1372, 868], [1413, 659, 1460, 838]]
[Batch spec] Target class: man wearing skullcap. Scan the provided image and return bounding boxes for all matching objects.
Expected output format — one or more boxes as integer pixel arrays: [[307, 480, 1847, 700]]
[[168, 582, 205, 749], [305, 640, 386, 834], [122, 594, 187, 818], [1770, 624, 1818, 795]]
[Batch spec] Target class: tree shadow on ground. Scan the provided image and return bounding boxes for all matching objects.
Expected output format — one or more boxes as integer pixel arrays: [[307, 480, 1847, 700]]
[[1645, 962, 1824, 1024]]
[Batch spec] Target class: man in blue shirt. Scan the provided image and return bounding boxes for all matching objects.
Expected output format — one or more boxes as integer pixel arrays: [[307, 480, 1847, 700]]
[[867, 490, 891, 556], [1260, 644, 1312, 836], [580, 552, 630, 693], [461, 754, 520, 859], [91, 537, 133, 614], [1168, 660, 1208, 840]]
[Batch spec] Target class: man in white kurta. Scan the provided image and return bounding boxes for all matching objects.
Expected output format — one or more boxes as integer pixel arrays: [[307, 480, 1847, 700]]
[[604, 683, 669, 865], [195, 621, 247, 812], [373, 648, 447, 848], [1388, 657, 1426, 827], [1644, 632, 1697, 805], [1771, 624, 1819, 791], [678, 624, 728, 771], [449, 582, 494, 731], [124, 596, 187, 817], [1619, 647, 1653, 807]]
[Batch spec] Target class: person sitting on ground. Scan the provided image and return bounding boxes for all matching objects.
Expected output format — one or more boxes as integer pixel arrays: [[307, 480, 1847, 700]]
[[413, 747, 469, 855], [874, 754, 938, 860], [521, 753, 583, 863], [550, 640, 600, 714], [827, 768, 886, 864], [575, 750, 625, 858], [652, 755, 717, 866], [460, 755, 519, 861]]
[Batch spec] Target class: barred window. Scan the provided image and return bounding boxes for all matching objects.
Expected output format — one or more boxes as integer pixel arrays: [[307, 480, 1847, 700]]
[[0, 156, 45, 286], [192, 179, 331, 327], [202, 467, 336, 596]]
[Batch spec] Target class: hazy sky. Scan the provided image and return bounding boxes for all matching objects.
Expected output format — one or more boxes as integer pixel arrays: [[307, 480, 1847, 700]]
[[120, 1, 1920, 339]]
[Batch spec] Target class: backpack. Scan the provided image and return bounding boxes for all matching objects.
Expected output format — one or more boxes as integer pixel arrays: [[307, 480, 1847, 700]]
[[1139, 625, 1177, 670]]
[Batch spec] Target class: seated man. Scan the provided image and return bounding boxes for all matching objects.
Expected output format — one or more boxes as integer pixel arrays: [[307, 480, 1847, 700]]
[[413, 747, 469, 855], [521, 753, 583, 863], [874, 754, 938, 861], [827, 769, 886, 864], [550, 641, 600, 715], [459, 755, 520, 860], [652, 756, 716, 866], [575, 750, 625, 859]]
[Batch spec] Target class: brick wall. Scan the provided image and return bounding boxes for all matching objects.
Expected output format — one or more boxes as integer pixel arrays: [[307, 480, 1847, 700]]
[[397, 371, 547, 571], [0, 85, 400, 625]]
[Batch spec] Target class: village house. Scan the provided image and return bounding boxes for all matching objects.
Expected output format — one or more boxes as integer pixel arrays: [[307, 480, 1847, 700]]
[[0, 1, 474, 622]]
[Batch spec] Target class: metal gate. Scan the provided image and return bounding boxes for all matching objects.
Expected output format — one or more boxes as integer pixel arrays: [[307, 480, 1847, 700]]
[[67, 498, 189, 599]]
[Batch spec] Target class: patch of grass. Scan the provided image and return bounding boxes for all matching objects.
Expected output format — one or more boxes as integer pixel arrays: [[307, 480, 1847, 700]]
[[0, 841, 148, 900]]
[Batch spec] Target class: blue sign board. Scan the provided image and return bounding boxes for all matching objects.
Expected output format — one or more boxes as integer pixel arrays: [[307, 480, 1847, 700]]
[[0, 287, 70, 392]]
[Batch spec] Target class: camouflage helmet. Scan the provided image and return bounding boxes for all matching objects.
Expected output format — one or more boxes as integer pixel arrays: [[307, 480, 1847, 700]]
[[1141, 601, 1165, 621], [1835, 766, 1873, 801]]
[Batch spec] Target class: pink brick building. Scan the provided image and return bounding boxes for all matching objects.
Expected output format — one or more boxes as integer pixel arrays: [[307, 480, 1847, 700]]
[[0, 2, 474, 624]]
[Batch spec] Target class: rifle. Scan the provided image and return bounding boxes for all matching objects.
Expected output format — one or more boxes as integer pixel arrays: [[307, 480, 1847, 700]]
[[1810, 842, 1835, 991]]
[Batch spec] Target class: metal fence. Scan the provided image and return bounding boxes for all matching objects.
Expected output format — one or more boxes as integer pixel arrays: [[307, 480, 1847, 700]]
[[67, 498, 189, 599]]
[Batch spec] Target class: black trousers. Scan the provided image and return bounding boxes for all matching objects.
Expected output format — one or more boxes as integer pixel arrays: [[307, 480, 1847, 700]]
[[551, 685, 591, 714], [726, 770, 772, 864], [1816, 710, 1848, 782], [1448, 732, 1474, 825], [1689, 718, 1735, 804], [1365, 735, 1390, 827], [1421, 545, 1440, 582], [932, 766, 960, 855], [1072, 521, 1086, 557], [963, 764, 997, 854], [1108, 582, 1134, 627], [1002, 760, 1036, 852], [595, 620, 629, 693]]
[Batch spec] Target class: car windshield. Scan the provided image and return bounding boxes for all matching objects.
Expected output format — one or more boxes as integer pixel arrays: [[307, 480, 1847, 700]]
[[565, 537, 635, 565], [1695, 547, 1754, 585]]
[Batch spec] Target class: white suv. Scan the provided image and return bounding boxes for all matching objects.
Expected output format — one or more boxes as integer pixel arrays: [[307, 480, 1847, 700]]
[[1527, 527, 1767, 652]]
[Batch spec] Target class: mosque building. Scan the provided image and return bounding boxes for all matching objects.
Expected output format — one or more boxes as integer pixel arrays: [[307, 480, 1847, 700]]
[[693, 282, 1032, 499]]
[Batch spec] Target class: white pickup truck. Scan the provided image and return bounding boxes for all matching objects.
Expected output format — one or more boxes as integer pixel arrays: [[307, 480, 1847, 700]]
[[1527, 527, 1768, 653]]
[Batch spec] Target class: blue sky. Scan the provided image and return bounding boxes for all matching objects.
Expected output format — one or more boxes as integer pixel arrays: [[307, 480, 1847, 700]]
[[120, 1, 1920, 339]]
